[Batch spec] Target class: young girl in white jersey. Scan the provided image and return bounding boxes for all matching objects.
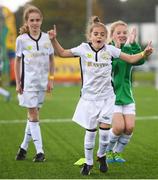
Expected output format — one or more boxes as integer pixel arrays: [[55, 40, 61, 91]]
[[14, 5, 54, 162], [48, 16, 153, 175]]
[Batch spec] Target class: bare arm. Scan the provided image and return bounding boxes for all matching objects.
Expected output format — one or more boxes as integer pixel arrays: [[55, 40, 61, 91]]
[[14, 56, 23, 94], [49, 54, 54, 77], [120, 41, 153, 63], [48, 25, 73, 57], [52, 38, 73, 57], [120, 52, 143, 63]]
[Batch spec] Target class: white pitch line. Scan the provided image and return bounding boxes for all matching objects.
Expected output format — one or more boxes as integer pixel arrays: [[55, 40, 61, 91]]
[[0, 118, 72, 124], [0, 116, 158, 124], [136, 116, 158, 120]]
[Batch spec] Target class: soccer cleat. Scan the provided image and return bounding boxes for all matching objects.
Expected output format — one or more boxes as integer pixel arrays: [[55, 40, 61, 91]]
[[80, 163, 93, 175], [106, 151, 115, 163], [15, 147, 27, 160], [97, 156, 108, 173], [33, 153, 46, 162], [114, 152, 126, 163]]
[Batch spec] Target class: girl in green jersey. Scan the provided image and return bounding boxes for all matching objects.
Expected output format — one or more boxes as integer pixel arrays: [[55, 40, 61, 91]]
[[106, 20, 145, 163]]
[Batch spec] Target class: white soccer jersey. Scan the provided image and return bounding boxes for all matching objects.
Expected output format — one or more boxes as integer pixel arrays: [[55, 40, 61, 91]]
[[16, 32, 54, 91], [71, 43, 121, 100]]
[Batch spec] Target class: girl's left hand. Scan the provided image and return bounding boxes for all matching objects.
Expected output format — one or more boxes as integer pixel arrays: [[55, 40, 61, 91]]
[[47, 80, 54, 93], [144, 41, 153, 57]]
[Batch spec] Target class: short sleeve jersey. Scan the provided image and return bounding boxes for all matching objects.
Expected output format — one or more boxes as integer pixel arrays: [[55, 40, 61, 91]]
[[16, 32, 54, 91], [71, 43, 121, 100]]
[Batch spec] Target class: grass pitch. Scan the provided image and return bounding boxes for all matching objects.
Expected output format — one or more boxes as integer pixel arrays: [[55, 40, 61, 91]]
[[0, 85, 158, 179]]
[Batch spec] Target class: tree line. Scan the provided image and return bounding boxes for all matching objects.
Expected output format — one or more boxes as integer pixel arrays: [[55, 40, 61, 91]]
[[15, 0, 158, 47]]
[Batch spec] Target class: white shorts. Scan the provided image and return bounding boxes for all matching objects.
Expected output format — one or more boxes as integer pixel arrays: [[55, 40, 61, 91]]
[[72, 95, 115, 129], [18, 91, 46, 108], [114, 103, 136, 115]]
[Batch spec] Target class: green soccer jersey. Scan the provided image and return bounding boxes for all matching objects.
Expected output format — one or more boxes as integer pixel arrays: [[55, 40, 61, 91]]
[[112, 42, 145, 105]]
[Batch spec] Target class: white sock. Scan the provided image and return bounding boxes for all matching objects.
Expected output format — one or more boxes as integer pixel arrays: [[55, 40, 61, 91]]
[[29, 121, 44, 154], [21, 120, 32, 150], [97, 128, 110, 157], [84, 130, 97, 165], [114, 133, 133, 153], [106, 128, 120, 152], [0, 87, 10, 97]]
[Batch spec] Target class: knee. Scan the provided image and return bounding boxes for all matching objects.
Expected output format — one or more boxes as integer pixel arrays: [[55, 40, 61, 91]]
[[28, 108, 38, 121], [125, 126, 134, 135], [113, 126, 124, 135]]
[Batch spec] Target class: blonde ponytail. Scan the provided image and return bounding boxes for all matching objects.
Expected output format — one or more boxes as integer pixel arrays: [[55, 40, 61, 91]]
[[19, 23, 29, 35]]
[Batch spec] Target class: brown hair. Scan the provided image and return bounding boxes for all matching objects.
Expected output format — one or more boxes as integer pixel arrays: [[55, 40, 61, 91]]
[[19, 5, 43, 35], [85, 16, 108, 41]]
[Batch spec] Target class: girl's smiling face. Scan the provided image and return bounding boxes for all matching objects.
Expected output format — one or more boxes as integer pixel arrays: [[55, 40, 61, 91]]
[[112, 24, 128, 45], [89, 26, 107, 51], [26, 12, 42, 34]]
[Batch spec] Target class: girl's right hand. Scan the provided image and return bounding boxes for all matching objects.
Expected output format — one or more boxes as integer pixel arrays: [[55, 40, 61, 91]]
[[48, 25, 57, 40], [16, 83, 23, 94]]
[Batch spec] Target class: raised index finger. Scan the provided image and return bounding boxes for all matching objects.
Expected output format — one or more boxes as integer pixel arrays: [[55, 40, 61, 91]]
[[53, 24, 56, 33]]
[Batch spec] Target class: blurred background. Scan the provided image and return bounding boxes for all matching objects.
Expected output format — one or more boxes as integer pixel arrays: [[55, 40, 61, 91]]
[[0, 0, 158, 87]]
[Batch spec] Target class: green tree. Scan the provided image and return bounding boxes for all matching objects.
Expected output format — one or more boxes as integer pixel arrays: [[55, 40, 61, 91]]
[[15, 0, 103, 48]]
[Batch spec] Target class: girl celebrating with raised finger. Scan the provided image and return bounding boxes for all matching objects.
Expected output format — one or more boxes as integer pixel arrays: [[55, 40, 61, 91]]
[[48, 16, 153, 175]]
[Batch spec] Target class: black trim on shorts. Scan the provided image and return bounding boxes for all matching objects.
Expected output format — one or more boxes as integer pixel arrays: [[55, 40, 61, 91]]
[[86, 128, 97, 132], [99, 127, 110, 130]]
